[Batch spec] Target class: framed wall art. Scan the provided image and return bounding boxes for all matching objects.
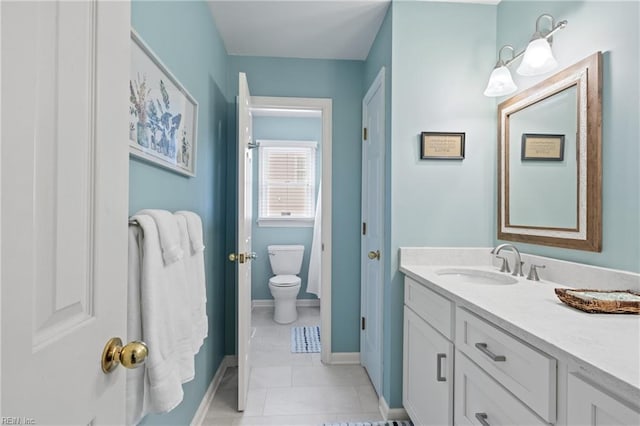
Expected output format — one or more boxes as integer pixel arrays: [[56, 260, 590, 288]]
[[420, 132, 465, 160], [521, 133, 565, 161], [129, 30, 198, 177]]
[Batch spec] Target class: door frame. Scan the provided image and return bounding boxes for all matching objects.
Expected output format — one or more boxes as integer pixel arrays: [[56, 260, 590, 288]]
[[251, 96, 332, 364], [360, 66, 385, 393]]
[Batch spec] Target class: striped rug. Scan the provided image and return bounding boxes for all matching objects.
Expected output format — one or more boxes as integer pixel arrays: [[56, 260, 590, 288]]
[[323, 422, 413, 426], [290, 325, 321, 353]]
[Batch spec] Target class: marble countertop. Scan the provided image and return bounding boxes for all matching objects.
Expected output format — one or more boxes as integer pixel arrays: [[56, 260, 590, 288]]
[[400, 263, 640, 401]]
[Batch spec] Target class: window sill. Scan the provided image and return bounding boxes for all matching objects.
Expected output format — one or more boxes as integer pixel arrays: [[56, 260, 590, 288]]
[[257, 218, 315, 228]]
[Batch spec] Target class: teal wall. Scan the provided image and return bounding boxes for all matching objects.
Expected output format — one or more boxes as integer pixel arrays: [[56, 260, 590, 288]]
[[496, 0, 640, 272], [225, 56, 364, 354], [387, 1, 498, 407], [130, 1, 229, 424], [251, 116, 322, 301]]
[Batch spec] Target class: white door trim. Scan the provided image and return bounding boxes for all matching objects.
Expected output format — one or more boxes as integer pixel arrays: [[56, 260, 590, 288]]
[[361, 66, 385, 393], [251, 96, 332, 365]]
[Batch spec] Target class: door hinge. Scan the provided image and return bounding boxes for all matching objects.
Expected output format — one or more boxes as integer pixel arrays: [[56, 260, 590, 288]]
[[361, 316, 366, 330], [362, 222, 367, 235], [363, 127, 368, 141]]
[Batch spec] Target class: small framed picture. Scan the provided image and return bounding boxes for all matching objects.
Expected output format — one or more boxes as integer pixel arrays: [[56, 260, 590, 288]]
[[420, 132, 465, 160], [521, 134, 565, 161]]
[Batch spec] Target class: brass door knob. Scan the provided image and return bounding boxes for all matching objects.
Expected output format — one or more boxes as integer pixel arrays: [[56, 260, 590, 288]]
[[368, 250, 381, 260], [101, 337, 148, 374], [229, 252, 246, 263]]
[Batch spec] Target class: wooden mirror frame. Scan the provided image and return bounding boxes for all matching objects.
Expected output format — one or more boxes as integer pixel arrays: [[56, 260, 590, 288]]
[[498, 52, 602, 251]]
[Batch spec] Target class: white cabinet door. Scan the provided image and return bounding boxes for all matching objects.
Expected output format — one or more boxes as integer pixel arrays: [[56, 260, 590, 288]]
[[1, 0, 130, 423], [403, 306, 454, 425], [567, 374, 640, 426]]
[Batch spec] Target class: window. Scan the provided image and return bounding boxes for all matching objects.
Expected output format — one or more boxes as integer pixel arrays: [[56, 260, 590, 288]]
[[258, 140, 317, 226]]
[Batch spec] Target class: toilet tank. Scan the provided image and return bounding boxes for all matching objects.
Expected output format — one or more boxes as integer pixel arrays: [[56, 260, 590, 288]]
[[268, 245, 305, 275]]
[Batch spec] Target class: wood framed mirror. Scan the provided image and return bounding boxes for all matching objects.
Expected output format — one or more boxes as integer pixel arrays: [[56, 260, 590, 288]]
[[498, 52, 602, 251]]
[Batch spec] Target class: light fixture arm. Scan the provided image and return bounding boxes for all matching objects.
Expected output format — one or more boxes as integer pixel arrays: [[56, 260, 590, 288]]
[[502, 16, 568, 68], [495, 45, 516, 67]]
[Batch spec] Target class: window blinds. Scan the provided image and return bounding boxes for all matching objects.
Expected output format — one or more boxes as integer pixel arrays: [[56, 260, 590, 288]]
[[259, 141, 317, 220]]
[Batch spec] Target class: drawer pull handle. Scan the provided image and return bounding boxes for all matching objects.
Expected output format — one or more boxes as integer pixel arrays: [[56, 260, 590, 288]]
[[475, 412, 490, 426], [436, 353, 446, 382], [475, 343, 506, 362]]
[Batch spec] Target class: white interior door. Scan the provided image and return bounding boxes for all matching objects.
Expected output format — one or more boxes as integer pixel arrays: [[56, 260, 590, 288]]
[[360, 68, 385, 396], [236, 72, 254, 411], [1, 1, 130, 422]]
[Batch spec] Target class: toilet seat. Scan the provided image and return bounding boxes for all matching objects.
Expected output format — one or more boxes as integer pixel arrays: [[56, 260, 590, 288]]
[[269, 275, 301, 287]]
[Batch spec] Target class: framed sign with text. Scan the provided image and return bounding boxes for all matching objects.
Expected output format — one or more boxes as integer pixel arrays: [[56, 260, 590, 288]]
[[420, 132, 465, 160], [521, 133, 565, 161]]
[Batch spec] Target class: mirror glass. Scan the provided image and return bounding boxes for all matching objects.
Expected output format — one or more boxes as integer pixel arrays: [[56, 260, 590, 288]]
[[508, 85, 577, 229], [498, 52, 602, 251]]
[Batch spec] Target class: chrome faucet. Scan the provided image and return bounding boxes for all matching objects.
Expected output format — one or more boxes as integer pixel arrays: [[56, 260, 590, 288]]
[[491, 243, 524, 277]]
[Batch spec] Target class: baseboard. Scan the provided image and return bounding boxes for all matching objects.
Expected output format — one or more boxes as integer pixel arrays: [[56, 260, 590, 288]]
[[379, 395, 409, 421], [190, 355, 237, 426], [328, 352, 360, 365], [252, 299, 320, 308]]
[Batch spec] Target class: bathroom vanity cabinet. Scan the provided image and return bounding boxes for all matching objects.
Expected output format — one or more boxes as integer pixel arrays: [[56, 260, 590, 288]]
[[401, 271, 640, 426]]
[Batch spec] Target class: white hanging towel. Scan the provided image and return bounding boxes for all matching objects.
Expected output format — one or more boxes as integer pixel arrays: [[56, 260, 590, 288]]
[[139, 209, 184, 265], [127, 213, 195, 421], [126, 224, 145, 426], [175, 211, 208, 353], [307, 183, 322, 298]]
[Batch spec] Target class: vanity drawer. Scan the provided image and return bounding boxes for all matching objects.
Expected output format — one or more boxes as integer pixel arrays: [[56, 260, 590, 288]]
[[455, 307, 556, 423], [455, 350, 547, 426], [405, 277, 453, 339]]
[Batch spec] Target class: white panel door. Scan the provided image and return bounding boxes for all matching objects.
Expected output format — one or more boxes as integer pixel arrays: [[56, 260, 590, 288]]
[[403, 307, 453, 425], [236, 72, 254, 411], [360, 68, 385, 395], [1, 1, 130, 423]]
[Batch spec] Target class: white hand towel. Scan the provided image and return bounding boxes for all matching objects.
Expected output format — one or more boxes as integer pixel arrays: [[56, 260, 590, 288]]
[[126, 224, 145, 426], [307, 184, 322, 298], [131, 214, 195, 415], [175, 210, 205, 253], [139, 209, 183, 265], [175, 212, 208, 353]]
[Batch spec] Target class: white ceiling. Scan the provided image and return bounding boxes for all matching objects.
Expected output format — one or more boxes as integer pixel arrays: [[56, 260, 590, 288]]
[[208, 1, 501, 61], [208, 0, 391, 60]]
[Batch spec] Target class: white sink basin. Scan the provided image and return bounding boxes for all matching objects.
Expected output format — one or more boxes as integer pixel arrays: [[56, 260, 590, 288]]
[[436, 268, 518, 285]]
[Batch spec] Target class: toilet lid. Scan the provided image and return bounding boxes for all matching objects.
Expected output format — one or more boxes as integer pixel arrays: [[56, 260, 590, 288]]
[[269, 275, 301, 287]]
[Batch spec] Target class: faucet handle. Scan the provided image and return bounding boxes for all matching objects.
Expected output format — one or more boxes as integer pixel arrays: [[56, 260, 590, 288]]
[[527, 264, 546, 281], [496, 256, 511, 273]]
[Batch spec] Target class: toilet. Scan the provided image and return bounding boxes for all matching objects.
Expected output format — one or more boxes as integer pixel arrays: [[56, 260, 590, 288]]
[[267, 245, 304, 324]]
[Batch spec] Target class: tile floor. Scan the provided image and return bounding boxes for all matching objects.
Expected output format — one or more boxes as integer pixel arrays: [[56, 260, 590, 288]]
[[203, 306, 384, 425]]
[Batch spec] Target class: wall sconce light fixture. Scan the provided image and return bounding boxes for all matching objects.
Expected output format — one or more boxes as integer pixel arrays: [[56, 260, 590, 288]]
[[484, 14, 568, 97], [484, 45, 518, 97]]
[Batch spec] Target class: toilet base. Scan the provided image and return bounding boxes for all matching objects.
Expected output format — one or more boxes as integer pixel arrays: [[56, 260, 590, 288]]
[[273, 300, 298, 324], [268, 281, 301, 324]]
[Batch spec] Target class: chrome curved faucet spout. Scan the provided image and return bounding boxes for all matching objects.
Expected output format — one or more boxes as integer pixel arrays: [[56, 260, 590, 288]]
[[491, 243, 524, 277]]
